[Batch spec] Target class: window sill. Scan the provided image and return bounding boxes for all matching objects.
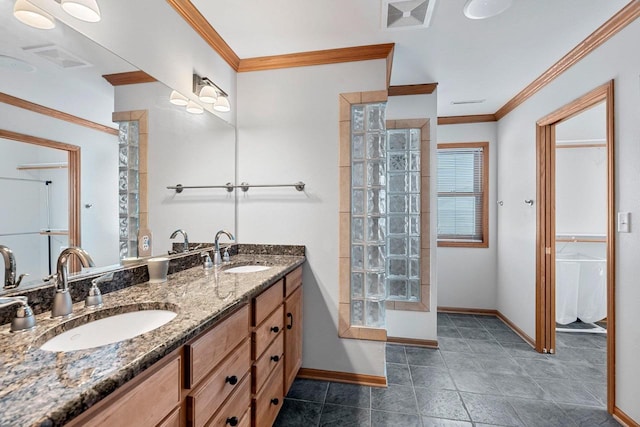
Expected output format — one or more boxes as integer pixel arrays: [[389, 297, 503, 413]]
[[438, 240, 488, 248]]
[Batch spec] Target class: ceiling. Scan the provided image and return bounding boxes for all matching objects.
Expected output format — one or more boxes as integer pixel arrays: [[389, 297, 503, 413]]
[[191, 0, 627, 117]]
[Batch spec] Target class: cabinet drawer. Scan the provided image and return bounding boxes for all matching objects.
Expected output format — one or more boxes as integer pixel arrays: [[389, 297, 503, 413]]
[[252, 362, 284, 427], [186, 305, 250, 388], [252, 331, 284, 394], [204, 375, 251, 427], [284, 267, 302, 298], [253, 280, 283, 326], [91, 357, 180, 427], [158, 407, 181, 427], [252, 305, 284, 359], [188, 339, 251, 427]]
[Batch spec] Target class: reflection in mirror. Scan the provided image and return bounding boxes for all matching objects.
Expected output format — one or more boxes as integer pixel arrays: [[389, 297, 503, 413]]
[[0, 0, 237, 295]]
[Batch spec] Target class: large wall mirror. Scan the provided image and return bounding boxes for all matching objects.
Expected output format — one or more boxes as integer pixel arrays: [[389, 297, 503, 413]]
[[0, 0, 236, 294]]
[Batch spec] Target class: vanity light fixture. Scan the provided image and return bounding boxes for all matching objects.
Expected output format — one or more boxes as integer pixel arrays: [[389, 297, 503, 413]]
[[186, 100, 203, 115], [13, 0, 56, 29], [60, 0, 101, 23], [463, 0, 512, 19], [169, 90, 189, 106], [193, 73, 230, 112]]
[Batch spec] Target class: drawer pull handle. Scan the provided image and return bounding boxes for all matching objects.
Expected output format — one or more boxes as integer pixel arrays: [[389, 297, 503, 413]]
[[287, 312, 294, 330], [226, 416, 239, 426], [271, 355, 280, 362], [270, 326, 280, 333], [225, 375, 238, 385], [270, 398, 280, 406]]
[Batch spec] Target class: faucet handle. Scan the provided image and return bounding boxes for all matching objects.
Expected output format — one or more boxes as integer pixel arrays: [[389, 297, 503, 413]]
[[0, 296, 36, 332]]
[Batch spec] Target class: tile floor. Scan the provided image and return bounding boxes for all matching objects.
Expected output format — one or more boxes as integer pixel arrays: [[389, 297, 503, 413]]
[[274, 313, 618, 427]]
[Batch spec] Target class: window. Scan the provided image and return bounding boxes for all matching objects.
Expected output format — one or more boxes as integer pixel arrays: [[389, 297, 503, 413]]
[[437, 142, 488, 247]]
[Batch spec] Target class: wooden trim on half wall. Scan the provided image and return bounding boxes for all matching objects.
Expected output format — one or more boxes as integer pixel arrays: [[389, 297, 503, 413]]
[[388, 83, 438, 96], [495, 1, 640, 120], [238, 43, 395, 73], [387, 337, 438, 348], [0, 92, 118, 136], [437, 114, 497, 125], [613, 407, 640, 427], [165, 0, 241, 70], [297, 368, 387, 388], [102, 71, 157, 86]]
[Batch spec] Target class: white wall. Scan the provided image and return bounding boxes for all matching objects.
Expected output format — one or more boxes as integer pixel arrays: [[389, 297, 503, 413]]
[[115, 82, 236, 255], [496, 20, 640, 420], [236, 59, 387, 376], [437, 122, 498, 309], [385, 94, 438, 340]]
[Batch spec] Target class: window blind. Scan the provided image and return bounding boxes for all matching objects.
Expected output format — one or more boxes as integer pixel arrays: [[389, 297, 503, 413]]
[[437, 147, 484, 241]]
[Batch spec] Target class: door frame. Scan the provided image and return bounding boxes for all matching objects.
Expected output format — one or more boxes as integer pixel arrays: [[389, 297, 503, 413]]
[[535, 80, 615, 412]]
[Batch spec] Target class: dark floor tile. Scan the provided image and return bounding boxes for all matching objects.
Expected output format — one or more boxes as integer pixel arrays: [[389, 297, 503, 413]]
[[476, 355, 528, 376], [319, 403, 370, 426], [387, 362, 412, 386], [554, 346, 607, 365], [410, 365, 455, 390], [274, 398, 323, 427], [533, 379, 602, 406], [475, 316, 510, 330], [438, 312, 453, 324], [286, 378, 329, 402], [457, 327, 495, 340], [371, 410, 421, 427], [441, 351, 484, 371], [491, 374, 547, 400], [422, 416, 473, 426], [489, 329, 526, 344], [415, 388, 470, 421], [460, 392, 522, 426], [325, 382, 370, 409], [557, 403, 622, 427], [582, 381, 607, 406], [405, 346, 446, 368], [500, 342, 549, 360], [514, 358, 570, 379], [508, 397, 578, 427], [449, 315, 483, 328], [438, 337, 473, 353], [451, 370, 501, 394], [466, 339, 508, 355], [563, 361, 607, 382], [386, 344, 407, 364], [438, 325, 463, 338], [556, 332, 607, 349], [371, 384, 418, 414]]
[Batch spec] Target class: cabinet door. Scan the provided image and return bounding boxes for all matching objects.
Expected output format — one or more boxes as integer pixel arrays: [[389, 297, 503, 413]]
[[284, 286, 302, 395]]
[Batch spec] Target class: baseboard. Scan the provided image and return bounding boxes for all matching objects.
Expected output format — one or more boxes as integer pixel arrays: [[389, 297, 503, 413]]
[[437, 306, 536, 348], [614, 407, 640, 427], [297, 368, 387, 387], [387, 336, 438, 348]]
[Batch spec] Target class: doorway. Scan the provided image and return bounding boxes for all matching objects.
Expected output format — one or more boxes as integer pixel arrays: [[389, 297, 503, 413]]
[[535, 81, 615, 412]]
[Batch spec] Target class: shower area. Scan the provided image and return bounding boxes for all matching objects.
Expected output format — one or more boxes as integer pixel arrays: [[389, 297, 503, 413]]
[[554, 101, 607, 335]]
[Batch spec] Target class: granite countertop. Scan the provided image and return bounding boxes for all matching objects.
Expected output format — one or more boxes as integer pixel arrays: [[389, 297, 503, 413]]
[[0, 253, 305, 426]]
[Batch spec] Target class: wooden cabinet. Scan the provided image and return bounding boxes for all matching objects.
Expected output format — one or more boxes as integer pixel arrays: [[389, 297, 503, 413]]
[[284, 285, 303, 395]]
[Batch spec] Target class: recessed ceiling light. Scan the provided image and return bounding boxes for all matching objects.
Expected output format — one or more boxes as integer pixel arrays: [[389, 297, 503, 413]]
[[463, 0, 512, 20], [451, 99, 486, 105]]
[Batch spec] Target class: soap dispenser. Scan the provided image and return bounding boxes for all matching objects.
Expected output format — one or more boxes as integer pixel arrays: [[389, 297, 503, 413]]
[[202, 252, 214, 270]]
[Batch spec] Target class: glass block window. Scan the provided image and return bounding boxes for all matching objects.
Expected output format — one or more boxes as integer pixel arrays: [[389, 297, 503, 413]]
[[351, 103, 387, 328], [118, 121, 140, 258], [386, 129, 421, 301], [437, 142, 488, 247]]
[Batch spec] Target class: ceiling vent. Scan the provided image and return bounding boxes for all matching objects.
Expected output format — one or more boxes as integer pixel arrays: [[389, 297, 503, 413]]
[[22, 44, 92, 69], [382, 0, 436, 30]]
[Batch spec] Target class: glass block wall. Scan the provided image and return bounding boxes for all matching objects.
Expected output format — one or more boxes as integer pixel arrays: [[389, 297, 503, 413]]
[[386, 129, 421, 301], [351, 103, 387, 328], [118, 121, 140, 258]]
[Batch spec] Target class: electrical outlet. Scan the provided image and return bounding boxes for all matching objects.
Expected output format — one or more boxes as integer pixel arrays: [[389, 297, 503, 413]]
[[617, 212, 631, 233]]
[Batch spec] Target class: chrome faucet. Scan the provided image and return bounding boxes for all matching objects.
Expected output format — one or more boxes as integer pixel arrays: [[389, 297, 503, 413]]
[[49, 247, 95, 318], [169, 229, 190, 253], [214, 230, 234, 266], [0, 296, 36, 332], [0, 245, 28, 290]]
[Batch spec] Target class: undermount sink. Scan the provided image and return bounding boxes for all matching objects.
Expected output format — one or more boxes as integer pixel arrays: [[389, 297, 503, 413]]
[[40, 309, 177, 352], [223, 265, 271, 274]]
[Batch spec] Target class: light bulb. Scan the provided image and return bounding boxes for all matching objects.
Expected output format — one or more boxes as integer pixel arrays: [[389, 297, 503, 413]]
[[13, 0, 55, 30], [186, 101, 203, 114], [213, 96, 230, 112], [198, 85, 218, 104], [169, 90, 189, 106], [61, 0, 101, 23]]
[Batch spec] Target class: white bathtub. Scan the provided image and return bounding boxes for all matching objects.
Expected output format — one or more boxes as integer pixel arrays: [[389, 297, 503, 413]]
[[556, 251, 607, 325]]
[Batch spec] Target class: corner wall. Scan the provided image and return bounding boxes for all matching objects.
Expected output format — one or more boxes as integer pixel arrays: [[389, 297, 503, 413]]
[[496, 20, 640, 421], [437, 122, 498, 310], [236, 59, 388, 376]]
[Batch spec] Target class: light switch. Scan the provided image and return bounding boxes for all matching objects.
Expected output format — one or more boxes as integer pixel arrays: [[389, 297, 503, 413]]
[[617, 212, 631, 233]]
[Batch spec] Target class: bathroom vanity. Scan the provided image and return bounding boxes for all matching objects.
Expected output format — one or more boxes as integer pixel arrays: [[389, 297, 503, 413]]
[[0, 247, 304, 426]]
